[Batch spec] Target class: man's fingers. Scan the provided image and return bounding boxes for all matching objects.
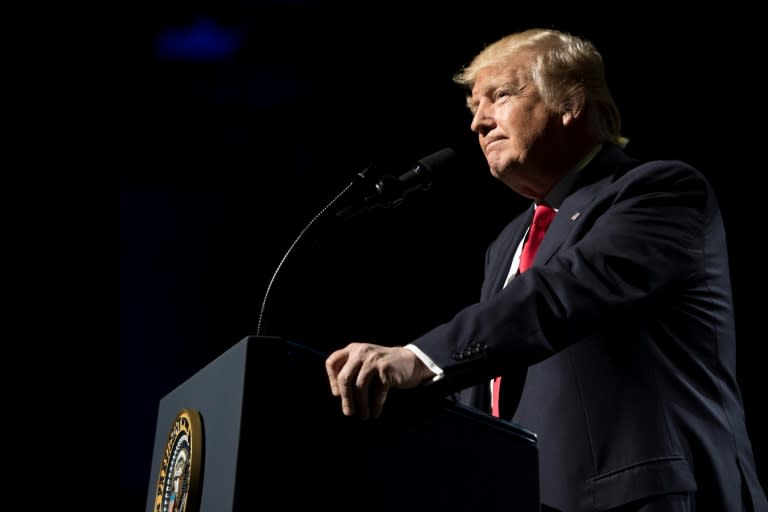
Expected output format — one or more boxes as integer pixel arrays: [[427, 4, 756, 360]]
[[325, 343, 397, 420], [325, 348, 363, 417], [355, 358, 378, 421], [324, 350, 346, 397], [337, 360, 364, 417]]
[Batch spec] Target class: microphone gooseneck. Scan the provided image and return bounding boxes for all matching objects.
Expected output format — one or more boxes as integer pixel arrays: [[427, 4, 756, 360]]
[[255, 176, 362, 337], [256, 148, 457, 336]]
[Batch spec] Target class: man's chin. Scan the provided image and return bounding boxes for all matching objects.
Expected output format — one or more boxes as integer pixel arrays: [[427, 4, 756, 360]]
[[485, 151, 504, 174]]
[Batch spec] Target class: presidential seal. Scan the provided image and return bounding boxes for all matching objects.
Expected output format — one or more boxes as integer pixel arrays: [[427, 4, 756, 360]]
[[154, 408, 203, 512]]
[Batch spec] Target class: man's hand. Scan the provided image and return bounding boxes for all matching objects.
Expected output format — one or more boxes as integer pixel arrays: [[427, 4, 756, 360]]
[[325, 343, 433, 420]]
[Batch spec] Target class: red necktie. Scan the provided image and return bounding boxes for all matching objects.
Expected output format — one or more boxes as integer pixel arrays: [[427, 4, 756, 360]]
[[492, 203, 556, 417]]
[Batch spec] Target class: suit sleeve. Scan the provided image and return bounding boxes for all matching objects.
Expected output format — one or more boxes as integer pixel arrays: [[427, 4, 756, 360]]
[[409, 160, 714, 392]]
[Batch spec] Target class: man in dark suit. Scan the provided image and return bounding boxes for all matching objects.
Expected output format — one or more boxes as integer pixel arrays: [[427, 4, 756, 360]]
[[325, 28, 767, 511]]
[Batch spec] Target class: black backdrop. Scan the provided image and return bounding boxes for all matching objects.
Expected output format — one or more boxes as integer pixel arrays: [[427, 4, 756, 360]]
[[117, 3, 766, 509]]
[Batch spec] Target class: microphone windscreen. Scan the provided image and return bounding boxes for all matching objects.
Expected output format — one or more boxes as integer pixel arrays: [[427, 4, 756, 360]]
[[418, 147, 458, 173]]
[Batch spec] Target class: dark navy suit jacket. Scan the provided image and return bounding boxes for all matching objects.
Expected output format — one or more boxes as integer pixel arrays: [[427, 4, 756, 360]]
[[411, 145, 767, 511]]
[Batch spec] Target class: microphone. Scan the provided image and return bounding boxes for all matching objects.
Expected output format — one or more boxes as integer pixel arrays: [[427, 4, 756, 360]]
[[336, 147, 458, 218]]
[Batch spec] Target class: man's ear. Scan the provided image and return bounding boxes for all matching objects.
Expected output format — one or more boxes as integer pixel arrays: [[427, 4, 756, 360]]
[[562, 91, 585, 126]]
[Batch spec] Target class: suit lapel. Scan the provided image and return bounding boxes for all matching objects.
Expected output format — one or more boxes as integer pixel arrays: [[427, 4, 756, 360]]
[[534, 188, 594, 268], [535, 146, 638, 268]]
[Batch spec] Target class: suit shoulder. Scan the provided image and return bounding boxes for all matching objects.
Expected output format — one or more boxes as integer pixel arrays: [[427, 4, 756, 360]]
[[620, 158, 712, 191]]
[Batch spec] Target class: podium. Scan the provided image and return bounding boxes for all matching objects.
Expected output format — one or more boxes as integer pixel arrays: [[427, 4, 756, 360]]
[[146, 336, 540, 511]]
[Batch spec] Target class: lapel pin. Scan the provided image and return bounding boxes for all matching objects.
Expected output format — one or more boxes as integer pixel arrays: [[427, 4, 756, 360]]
[[570, 212, 581, 221]]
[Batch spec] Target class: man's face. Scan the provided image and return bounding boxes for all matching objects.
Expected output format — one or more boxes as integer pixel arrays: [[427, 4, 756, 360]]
[[468, 55, 564, 199]]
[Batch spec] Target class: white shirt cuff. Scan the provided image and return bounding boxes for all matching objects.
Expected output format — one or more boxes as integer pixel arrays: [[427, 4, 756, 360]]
[[405, 344, 444, 382]]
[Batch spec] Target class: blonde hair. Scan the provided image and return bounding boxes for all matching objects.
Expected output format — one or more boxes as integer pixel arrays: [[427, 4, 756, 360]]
[[453, 28, 628, 148]]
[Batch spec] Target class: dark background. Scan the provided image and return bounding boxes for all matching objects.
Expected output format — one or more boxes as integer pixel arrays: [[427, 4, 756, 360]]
[[114, 3, 765, 509]]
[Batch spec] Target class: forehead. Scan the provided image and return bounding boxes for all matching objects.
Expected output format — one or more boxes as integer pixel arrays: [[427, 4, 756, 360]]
[[470, 58, 532, 98]]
